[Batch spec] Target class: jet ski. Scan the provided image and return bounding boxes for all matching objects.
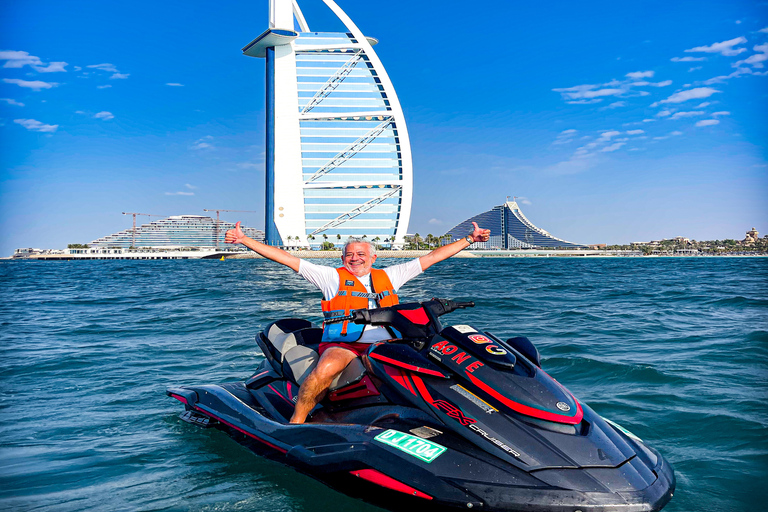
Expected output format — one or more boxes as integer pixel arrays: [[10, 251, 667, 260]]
[[168, 298, 675, 512]]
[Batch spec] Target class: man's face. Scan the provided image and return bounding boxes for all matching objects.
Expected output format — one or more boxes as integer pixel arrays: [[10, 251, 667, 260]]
[[342, 243, 377, 277]]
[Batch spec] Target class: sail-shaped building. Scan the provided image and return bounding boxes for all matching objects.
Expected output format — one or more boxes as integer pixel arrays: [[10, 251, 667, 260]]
[[243, 0, 412, 247]]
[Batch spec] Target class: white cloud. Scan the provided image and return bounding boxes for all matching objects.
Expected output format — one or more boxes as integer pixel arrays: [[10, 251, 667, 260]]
[[87, 63, 129, 80], [191, 136, 214, 150], [599, 130, 621, 140], [516, 197, 532, 205], [555, 86, 624, 100], [656, 110, 673, 117], [87, 63, 118, 73], [734, 43, 768, 68], [670, 110, 705, 119], [712, 111, 730, 117], [97, 85, 112, 89], [13, 118, 58, 132], [684, 36, 748, 56], [688, 66, 703, 72], [600, 142, 625, 152], [35, 61, 68, 73], [702, 67, 752, 84], [695, 102, 711, 108], [553, 129, 578, 145], [626, 71, 654, 79], [567, 99, 602, 104], [642, 119, 655, 123], [600, 101, 626, 110], [670, 131, 683, 136], [695, 119, 720, 127], [166, 83, 184, 87], [1, 98, 24, 106], [759, 27, 768, 34], [671, 56, 707, 62], [0, 50, 68, 73], [93, 111, 114, 120], [626, 129, 645, 135], [165, 191, 195, 196], [184, 183, 197, 190], [237, 162, 261, 169], [560, 129, 577, 134], [3, 78, 57, 91], [653, 87, 719, 106], [428, 218, 443, 225]]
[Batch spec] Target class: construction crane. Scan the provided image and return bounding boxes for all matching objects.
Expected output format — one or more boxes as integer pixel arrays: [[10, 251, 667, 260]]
[[203, 209, 258, 248], [122, 212, 162, 248]]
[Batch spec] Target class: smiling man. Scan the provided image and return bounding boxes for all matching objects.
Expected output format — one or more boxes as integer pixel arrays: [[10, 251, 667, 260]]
[[225, 223, 490, 424]]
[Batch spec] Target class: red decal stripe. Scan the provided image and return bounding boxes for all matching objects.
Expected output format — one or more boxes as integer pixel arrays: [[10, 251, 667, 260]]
[[193, 406, 288, 454], [169, 394, 188, 405], [397, 308, 430, 325], [268, 384, 296, 407], [410, 375, 435, 404], [465, 372, 584, 425], [383, 365, 416, 395], [370, 353, 446, 378], [350, 469, 433, 500]]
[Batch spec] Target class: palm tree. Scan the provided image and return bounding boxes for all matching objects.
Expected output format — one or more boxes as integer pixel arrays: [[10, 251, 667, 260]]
[[372, 236, 380, 250]]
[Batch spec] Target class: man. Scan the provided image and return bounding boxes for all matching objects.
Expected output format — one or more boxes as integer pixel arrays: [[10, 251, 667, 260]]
[[225, 222, 490, 424]]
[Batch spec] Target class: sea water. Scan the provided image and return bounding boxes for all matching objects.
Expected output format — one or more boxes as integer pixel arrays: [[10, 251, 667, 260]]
[[0, 257, 766, 512]]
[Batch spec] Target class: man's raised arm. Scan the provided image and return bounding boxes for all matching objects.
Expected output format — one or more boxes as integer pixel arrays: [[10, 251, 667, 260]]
[[225, 221, 301, 272], [419, 222, 490, 271]]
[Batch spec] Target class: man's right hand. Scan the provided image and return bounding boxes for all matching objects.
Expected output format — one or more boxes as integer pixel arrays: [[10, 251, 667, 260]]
[[225, 221, 246, 244]]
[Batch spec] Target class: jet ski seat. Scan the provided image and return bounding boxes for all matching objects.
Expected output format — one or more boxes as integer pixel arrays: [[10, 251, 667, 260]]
[[259, 319, 367, 393]]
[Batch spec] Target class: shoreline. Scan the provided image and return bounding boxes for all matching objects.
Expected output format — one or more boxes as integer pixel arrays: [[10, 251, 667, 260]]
[[3, 249, 766, 261]]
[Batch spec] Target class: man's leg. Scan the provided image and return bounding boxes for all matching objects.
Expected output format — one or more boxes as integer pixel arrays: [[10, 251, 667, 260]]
[[289, 347, 358, 424]]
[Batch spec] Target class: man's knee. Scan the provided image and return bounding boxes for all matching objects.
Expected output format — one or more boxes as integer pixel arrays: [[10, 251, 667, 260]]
[[313, 348, 356, 381]]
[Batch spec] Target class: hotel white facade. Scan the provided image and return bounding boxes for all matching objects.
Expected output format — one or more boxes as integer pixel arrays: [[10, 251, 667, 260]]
[[243, 0, 413, 247]]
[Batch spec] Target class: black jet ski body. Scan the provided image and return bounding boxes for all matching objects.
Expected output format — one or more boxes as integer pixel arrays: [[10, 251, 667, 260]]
[[168, 299, 674, 512]]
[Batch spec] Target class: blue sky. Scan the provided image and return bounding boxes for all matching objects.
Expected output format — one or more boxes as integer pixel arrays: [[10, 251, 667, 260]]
[[1, 0, 766, 255]]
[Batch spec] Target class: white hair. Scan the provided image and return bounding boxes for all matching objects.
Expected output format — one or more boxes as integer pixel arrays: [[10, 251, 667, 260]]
[[342, 237, 376, 256]]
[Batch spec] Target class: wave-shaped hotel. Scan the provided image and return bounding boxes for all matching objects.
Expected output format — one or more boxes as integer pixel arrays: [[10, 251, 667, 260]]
[[243, 0, 412, 248], [445, 200, 585, 249]]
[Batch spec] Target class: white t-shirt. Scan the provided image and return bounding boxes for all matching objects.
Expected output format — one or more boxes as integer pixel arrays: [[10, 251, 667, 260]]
[[298, 258, 423, 343]]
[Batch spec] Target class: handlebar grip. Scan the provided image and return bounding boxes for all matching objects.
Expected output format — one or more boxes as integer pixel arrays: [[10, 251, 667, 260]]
[[456, 301, 475, 308]]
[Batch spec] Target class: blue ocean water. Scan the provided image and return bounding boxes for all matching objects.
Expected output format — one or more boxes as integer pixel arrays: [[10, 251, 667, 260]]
[[0, 257, 766, 512]]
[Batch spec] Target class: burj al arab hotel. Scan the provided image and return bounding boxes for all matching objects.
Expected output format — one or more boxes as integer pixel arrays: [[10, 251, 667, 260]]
[[242, 0, 412, 247]]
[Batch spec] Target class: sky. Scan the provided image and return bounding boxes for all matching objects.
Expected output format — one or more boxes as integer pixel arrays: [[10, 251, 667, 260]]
[[1, 0, 766, 255]]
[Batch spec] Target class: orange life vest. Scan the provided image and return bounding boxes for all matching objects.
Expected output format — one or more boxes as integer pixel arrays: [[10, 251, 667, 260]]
[[321, 267, 399, 342]]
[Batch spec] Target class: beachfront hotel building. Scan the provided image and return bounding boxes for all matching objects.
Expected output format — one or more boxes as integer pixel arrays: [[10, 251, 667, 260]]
[[444, 201, 586, 249], [242, 0, 412, 248], [90, 215, 264, 249]]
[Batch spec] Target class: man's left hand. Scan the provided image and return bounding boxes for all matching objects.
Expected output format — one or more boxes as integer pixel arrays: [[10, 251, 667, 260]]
[[470, 221, 491, 242]]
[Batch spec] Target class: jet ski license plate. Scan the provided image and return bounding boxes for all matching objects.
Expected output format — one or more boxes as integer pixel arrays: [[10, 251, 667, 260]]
[[373, 429, 446, 463]]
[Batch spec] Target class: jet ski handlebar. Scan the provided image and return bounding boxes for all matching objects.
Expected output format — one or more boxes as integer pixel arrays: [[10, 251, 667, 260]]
[[326, 298, 474, 328]]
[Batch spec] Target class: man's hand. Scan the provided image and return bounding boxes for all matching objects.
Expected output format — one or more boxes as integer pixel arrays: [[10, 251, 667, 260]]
[[225, 221, 246, 244], [469, 221, 491, 243]]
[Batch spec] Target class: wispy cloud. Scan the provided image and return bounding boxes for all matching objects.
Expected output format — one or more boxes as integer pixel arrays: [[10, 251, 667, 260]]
[[1, 98, 24, 106], [733, 43, 768, 68], [190, 135, 214, 150], [600, 101, 626, 110], [684, 36, 748, 56], [428, 218, 443, 225], [0, 50, 68, 72], [601, 142, 625, 152], [165, 191, 194, 196], [13, 118, 58, 132], [653, 130, 684, 141], [669, 110, 705, 119], [184, 183, 196, 190], [652, 87, 719, 106], [87, 63, 129, 80], [2, 78, 57, 91], [554, 72, 671, 103], [96, 85, 112, 89], [552, 129, 578, 145], [712, 111, 730, 117], [701, 67, 752, 85], [671, 56, 706, 62], [696, 119, 719, 127], [626, 129, 645, 135], [93, 111, 114, 120], [166, 83, 184, 87]]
